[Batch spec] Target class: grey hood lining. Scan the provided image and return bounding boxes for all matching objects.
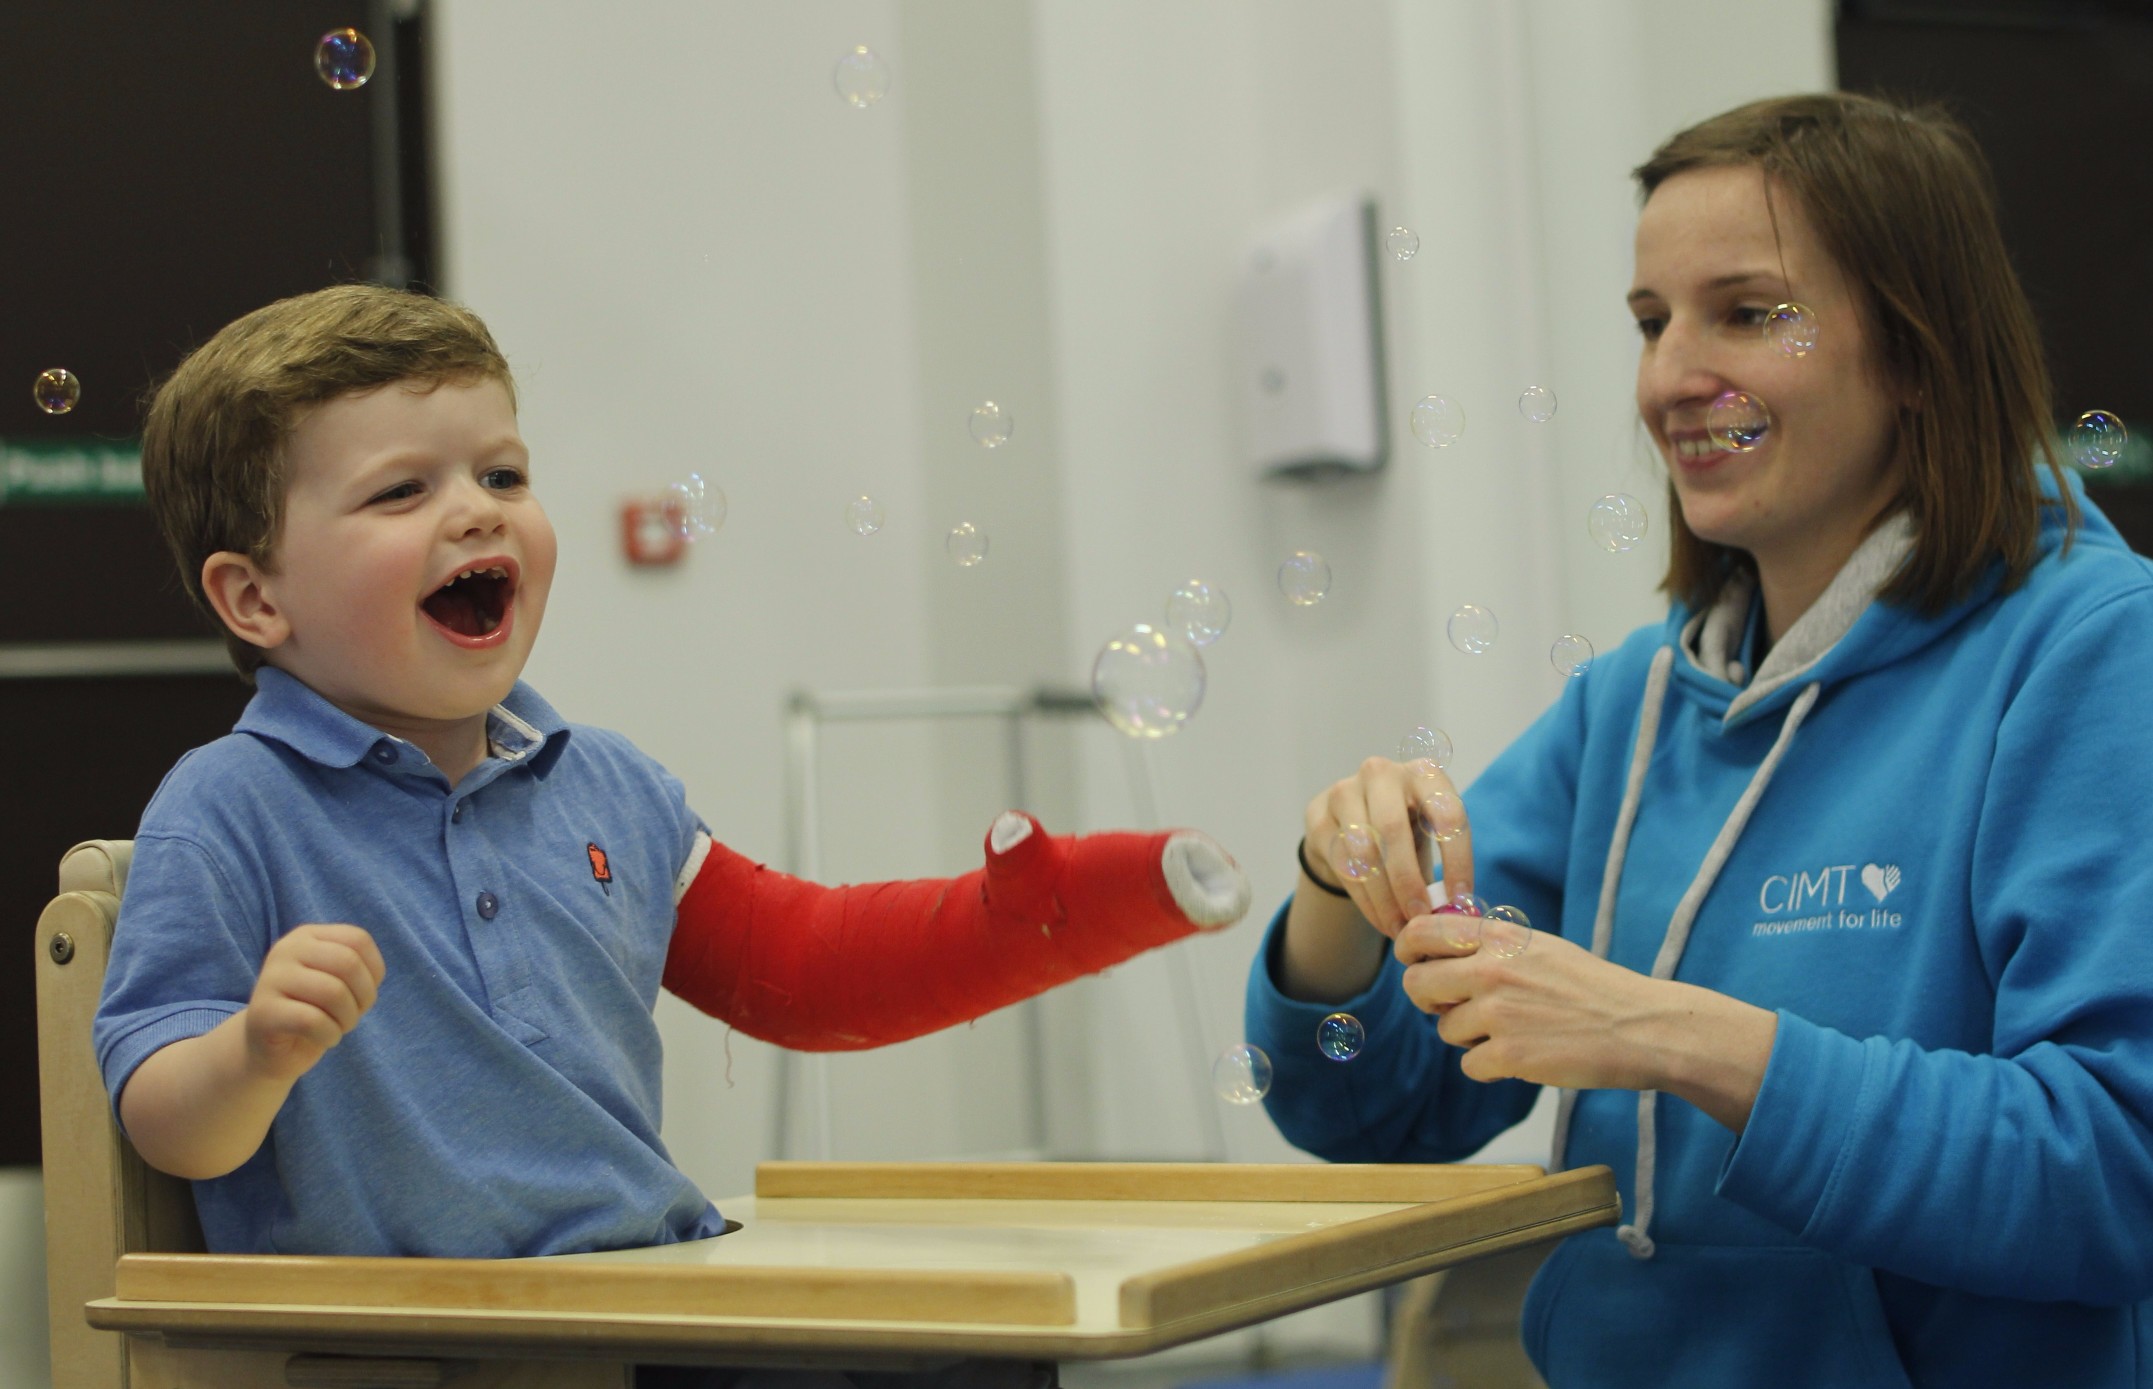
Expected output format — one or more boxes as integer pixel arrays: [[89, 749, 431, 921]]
[[1682, 512, 1915, 722]]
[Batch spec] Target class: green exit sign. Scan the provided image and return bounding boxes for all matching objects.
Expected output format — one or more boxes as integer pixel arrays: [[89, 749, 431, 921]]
[[0, 438, 146, 505]]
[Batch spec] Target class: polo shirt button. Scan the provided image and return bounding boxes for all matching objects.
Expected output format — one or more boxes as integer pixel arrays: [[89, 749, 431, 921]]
[[373, 745, 397, 765], [476, 891, 499, 920], [452, 804, 465, 823]]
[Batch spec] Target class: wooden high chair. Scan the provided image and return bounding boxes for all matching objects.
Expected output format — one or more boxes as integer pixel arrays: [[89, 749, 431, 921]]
[[35, 841, 1616, 1389]]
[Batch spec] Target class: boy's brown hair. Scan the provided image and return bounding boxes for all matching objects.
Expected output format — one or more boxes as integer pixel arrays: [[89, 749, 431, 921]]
[[141, 283, 515, 684], [1635, 91, 2075, 616]]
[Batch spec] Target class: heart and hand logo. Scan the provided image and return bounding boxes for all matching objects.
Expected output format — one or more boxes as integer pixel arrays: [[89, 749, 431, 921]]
[[1860, 863, 1901, 903]]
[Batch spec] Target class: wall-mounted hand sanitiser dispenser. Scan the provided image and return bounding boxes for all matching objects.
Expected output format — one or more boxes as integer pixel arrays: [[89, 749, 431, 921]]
[[1235, 193, 1387, 479]]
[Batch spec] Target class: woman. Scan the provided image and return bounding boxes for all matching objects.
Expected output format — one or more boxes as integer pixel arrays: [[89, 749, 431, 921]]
[[1247, 92, 2153, 1387]]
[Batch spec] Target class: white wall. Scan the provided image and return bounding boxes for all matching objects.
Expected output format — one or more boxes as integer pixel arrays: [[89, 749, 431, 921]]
[[1, 1171, 51, 1389]]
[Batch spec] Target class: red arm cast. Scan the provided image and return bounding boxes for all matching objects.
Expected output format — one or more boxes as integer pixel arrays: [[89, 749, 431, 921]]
[[661, 812, 1249, 1051]]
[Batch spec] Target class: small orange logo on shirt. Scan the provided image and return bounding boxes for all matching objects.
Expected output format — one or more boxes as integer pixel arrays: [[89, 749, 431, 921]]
[[587, 842, 612, 893]]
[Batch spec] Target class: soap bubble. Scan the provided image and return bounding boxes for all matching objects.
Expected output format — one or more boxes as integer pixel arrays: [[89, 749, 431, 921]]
[[1278, 550, 1331, 606], [1706, 390, 1772, 451], [1410, 394, 1466, 448], [2070, 410, 2128, 470], [1484, 904, 1532, 958], [1412, 779, 1466, 845], [1386, 226, 1420, 261], [833, 46, 891, 108], [1317, 1012, 1365, 1062], [1447, 603, 1498, 655], [1588, 494, 1649, 553], [968, 400, 1013, 448], [946, 521, 989, 567], [32, 368, 80, 416], [844, 495, 885, 536], [1213, 1044, 1273, 1105], [1330, 823, 1380, 882], [1517, 386, 1558, 423], [315, 28, 375, 89], [1091, 624, 1206, 739], [1766, 303, 1818, 357], [1397, 724, 1452, 770], [1165, 579, 1232, 646], [667, 474, 726, 542], [1551, 634, 1594, 677]]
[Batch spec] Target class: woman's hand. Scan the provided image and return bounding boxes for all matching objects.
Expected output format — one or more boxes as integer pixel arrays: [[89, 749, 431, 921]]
[[1393, 911, 1779, 1131], [1304, 756, 1475, 938]]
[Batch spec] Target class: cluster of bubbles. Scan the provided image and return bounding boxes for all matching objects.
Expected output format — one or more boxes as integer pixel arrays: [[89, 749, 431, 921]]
[[33, 368, 80, 416], [1090, 578, 1230, 738], [315, 28, 375, 90], [223, 57, 2121, 1115], [1408, 386, 1558, 447]]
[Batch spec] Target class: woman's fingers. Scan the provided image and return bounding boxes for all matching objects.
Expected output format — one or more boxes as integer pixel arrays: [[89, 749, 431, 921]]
[[1310, 778, 1392, 933], [1403, 759, 1475, 900], [1395, 910, 1483, 966], [1308, 757, 1475, 939], [1364, 764, 1431, 933]]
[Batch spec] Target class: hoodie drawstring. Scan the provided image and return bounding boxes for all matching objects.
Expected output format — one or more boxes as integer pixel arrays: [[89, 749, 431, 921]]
[[1549, 644, 1821, 1260]]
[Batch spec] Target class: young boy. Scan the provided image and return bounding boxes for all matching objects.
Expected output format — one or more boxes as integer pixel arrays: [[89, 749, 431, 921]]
[[93, 284, 1250, 1259]]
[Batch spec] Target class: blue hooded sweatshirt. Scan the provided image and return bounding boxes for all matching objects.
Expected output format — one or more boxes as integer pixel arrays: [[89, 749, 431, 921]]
[[1247, 479, 2153, 1387]]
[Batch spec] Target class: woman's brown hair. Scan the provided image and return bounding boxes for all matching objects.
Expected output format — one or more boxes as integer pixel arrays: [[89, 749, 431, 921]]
[[1637, 91, 2075, 614], [140, 284, 514, 684]]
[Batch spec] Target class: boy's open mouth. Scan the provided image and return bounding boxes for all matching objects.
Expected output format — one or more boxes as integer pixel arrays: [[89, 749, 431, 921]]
[[422, 563, 515, 641]]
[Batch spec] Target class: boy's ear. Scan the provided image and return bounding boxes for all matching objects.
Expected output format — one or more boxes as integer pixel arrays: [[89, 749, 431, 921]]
[[200, 551, 290, 651]]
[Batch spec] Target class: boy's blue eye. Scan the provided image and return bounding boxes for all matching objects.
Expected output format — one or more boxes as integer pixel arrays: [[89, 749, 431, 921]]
[[375, 482, 421, 503], [483, 467, 527, 490], [1732, 306, 1770, 329]]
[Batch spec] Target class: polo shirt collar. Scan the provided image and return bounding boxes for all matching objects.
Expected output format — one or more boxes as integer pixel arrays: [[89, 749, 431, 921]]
[[237, 666, 572, 775]]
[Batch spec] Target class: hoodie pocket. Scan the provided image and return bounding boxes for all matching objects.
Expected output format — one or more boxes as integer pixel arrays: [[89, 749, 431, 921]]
[[1521, 1231, 1913, 1389]]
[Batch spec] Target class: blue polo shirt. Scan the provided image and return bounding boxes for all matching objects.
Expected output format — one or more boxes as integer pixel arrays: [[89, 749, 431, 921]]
[[94, 666, 729, 1257]]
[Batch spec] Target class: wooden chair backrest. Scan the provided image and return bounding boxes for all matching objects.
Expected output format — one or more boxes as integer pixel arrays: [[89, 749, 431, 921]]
[[35, 839, 204, 1389]]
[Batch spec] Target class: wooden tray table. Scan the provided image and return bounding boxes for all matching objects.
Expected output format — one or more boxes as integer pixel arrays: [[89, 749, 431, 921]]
[[87, 1160, 1617, 1387]]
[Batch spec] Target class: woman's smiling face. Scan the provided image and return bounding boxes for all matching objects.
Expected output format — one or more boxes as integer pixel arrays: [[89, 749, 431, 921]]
[[1630, 163, 1907, 582]]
